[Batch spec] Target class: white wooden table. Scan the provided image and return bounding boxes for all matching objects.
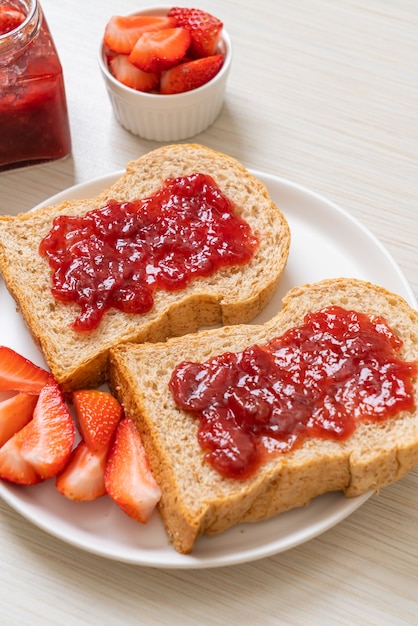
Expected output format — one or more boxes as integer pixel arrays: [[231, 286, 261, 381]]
[[0, 1, 417, 624]]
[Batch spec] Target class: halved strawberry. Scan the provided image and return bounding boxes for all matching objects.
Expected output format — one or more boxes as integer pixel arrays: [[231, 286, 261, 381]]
[[56, 441, 107, 501], [109, 54, 159, 92], [73, 389, 122, 453], [160, 54, 224, 94], [0, 346, 51, 394], [0, 425, 41, 486], [20, 380, 75, 480], [167, 7, 223, 58], [0, 5, 25, 37], [129, 27, 191, 73], [0, 393, 37, 447], [105, 418, 161, 524], [104, 15, 177, 54]]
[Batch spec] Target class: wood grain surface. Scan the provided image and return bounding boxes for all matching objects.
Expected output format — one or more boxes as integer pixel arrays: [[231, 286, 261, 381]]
[[0, 1, 417, 624]]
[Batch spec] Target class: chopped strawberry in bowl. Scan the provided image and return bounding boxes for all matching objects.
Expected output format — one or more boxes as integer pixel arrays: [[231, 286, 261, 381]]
[[98, 6, 232, 141]]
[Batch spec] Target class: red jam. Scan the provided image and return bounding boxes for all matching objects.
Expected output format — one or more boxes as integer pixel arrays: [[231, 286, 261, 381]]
[[0, 5, 25, 35], [169, 306, 418, 480], [39, 173, 259, 332], [0, 3, 71, 170]]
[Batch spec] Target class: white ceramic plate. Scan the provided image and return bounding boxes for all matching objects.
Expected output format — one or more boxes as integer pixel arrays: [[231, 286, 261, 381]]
[[0, 170, 416, 569]]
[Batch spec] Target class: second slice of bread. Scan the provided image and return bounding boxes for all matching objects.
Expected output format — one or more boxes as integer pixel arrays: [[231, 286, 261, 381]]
[[0, 144, 290, 391], [109, 278, 418, 554]]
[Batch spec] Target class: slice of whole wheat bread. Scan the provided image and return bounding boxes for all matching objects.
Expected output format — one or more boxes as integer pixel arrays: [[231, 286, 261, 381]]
[[0, 144, 290, 391], [108, 278, 418, 554]]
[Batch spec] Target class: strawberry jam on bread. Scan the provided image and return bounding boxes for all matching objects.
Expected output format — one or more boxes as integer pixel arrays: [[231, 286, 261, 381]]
[[0, 144, 290, 392], [109, 278, 418, 554]]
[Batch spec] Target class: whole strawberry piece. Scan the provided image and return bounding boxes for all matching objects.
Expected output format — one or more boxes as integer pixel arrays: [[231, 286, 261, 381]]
[[0, 424, 41, 486], [129, 27, 191, 73], [0, 393, 37, 447], [105, 418, 161, 524], [56, 441, 107, 501], [0, 346, 51, 394], [168, 7, 223, 58], [160, 54, 224, 94], [20, 380, 75, 480], [104, 15, 177, 55], [109, 55, 159, 92], [73, 389, 122, 453], [0, 5, 25, 37]]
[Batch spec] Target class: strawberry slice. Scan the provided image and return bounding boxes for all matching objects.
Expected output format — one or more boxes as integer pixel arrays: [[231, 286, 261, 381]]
[[0, 5, 25, 37], [73, 389, 122, 453], [105, 418, 161, 524], [56, 441, 107, 501], [167, 7, 223, 58], [20, 380, 75, 480], [129, 27, 191, 73], [0, 346, 51, 394], [0, 425, 41, 486], [0, 393, 37, 447], [109, 54, 159, 92], [104, 15, 177, 54], [160, 54, 224, 94]]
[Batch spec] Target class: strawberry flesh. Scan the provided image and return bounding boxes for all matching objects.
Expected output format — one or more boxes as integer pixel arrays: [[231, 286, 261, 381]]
[[168, 7, 223, 58], [129, 27, 191, 73], [56, 441, 107, 501], [0, 346, 51, 394], [0, 393, 37, 447], [73, 388, 122, 453], [105, 418, 161, 524], [0, 425, 41, 486], [160, 54, 224, 94], [20, 380, 75, 480], [104, 15, 177, 54], [109, 54, 159, 92], [104, 9, 225, 94], [0, 5, 25, 37]]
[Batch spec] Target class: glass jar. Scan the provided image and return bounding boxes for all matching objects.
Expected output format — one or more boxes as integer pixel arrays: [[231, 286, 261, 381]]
[[0, 0, 71, 170]]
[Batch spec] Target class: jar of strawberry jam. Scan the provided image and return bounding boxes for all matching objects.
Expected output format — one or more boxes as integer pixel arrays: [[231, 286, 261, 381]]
[[0, 0, 71, 170]]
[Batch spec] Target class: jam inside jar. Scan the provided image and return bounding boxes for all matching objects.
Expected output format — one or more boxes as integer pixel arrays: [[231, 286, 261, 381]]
[[0, 0, 71, 170]]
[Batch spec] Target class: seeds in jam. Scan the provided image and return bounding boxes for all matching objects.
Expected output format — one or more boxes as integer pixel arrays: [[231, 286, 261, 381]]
[[169, 306, 418, 480], [39, 173, 259, 332]]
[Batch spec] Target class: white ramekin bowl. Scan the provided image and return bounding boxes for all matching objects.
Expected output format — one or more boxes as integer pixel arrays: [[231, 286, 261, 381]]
[[98, 6, 232, 142]]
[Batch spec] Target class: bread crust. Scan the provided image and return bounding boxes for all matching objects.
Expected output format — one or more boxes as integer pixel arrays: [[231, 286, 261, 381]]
[[109, 278, 418, 554], [0, 144, 290, 391]]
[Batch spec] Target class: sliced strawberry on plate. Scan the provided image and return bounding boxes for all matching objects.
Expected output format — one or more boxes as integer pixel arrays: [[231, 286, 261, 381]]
[[0, 346, 51, 394], [160, 54, 224, 94], [0, 393, 38, 447], [56, 441, 107, 501], [0, 425, 41, 486], [105, 418, 161, 524], [104, 15, 177, 54], [0, 5, 25, 37], [73, 389, 122, 453], [167, 7, 223, 58], [20, 380, 75, 480], [109, 54, 159, 92], [129, 27, 191, 73]]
